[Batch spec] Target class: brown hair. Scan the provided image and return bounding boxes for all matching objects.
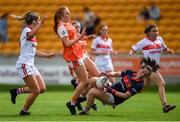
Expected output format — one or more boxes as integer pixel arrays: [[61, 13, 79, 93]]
[[54, 6, 67, 34], [12, 11, 39, 25], [144, 24, 157, 34], [97, 23, 108, 36]]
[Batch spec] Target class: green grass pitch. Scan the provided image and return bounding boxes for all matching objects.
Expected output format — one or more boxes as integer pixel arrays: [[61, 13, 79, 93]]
[[0, 89, 179, 121]]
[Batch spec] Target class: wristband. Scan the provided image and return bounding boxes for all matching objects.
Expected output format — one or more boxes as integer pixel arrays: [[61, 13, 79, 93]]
[[111, 89, 116, 95]]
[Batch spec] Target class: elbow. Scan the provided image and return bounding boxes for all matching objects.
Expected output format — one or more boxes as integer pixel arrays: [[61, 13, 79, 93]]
[[27, 35, 33, 40]]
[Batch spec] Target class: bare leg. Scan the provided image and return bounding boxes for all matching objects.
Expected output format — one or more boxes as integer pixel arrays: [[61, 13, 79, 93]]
[[72, 64, 89, 104], [145, 72, 176, 113], [82, 77, 99, 95], [149, 71, 167, 105], [84, 57, 101, 77], [80, 87, 110, 114], [35, 74, 46, 93], [22, 75, 40, 112], [142, 77, 151, 92], [66, 64, 89, 115]]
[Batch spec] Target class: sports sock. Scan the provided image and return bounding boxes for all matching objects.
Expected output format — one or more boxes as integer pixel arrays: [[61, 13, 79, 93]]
[[16, 88, 25, 94], [83, 106, 90, 113], [22, 105, 29, 112]]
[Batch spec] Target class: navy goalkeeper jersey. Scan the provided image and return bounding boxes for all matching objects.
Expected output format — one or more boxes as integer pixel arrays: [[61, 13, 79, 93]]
[[111, 70, 144, 105]]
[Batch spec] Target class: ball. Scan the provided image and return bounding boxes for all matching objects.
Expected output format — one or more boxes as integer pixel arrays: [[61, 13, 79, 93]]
[[96, 76, 110, 88]]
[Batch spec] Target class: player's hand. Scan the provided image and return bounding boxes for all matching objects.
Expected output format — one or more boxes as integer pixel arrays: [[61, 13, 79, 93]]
[[128, 50, 135, 56], [168, 49, 175, 56], [105, 86, 116, 95], [101, 51, 110, 55], [111, 50, 118, 55], [11, 14, 23, 20], [40, 16, 48, 24], [79, 27, 86, 40]]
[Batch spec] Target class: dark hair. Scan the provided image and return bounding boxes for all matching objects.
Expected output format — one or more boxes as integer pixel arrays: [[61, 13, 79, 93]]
[[24, 11, 39, 25], [144, 24, 157, 34], [54, 6, 67, 34], [140, 57, 160, 72]]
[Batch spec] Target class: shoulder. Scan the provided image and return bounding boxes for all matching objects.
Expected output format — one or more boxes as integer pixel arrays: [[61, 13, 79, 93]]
[[93, 36, 100, 42], [137, 38, 149, 45], [22, 27, 31, 33], [57, 24, 68, 37], [140, 37, 148, 42], [108, 37, 112, 42], [58, 24, 66, 31], [96, 36, 101, 40], [157, 36, 164, 42]]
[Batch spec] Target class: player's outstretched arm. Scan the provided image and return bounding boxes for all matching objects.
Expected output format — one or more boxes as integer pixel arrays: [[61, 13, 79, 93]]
[[163, 48, 174, 55], [35, 50, 56, 58], [128, 49, 135, 56], [106, 87, 132, 99], [27, 16, 47, 39], [108, 71, 122, 77]]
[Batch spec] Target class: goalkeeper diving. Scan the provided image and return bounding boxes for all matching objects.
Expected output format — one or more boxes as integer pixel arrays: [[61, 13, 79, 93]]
[[78, 57, 176, 115]]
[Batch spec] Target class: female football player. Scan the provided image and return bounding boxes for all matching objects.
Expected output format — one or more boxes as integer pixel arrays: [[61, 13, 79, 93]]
[[10, 11, 55, 116], [54, 6, 101, 115], [79, 57, 176, 115], [129, 24, 175, 113]]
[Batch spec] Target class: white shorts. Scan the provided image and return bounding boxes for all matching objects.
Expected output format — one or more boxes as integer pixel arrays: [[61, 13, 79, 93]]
[[16, 63, 40, 79], [82, 52, 89, 61], [102, 92, 115, 106], [95, 61, 114, 72], [67, 57, 84, 78], [107, 92, 115, 104]]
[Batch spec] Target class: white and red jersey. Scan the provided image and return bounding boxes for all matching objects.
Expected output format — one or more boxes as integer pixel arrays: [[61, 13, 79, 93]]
[[91, 36, 113, 72], [16, 26, 37, 65], [132, 36, 167, 64]]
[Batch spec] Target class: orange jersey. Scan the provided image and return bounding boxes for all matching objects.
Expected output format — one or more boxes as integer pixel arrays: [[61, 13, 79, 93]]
[[78, 38, 87, 53], [57, 21, 83, 61]]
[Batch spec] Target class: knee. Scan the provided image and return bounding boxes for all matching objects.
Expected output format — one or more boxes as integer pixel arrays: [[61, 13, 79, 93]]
[[81, 79, 89, 86], [158, 81, 166, 88], [87, 89, 95, 97], [32, 88, 41, 95], [89, 77, 97, 86], [40, 87, 46, 93], [84, 80, 89, 87]]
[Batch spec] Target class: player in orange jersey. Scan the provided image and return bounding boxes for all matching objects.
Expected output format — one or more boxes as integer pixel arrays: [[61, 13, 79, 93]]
[[54, 6, 101, 115], [71, 20, 100, 111]]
